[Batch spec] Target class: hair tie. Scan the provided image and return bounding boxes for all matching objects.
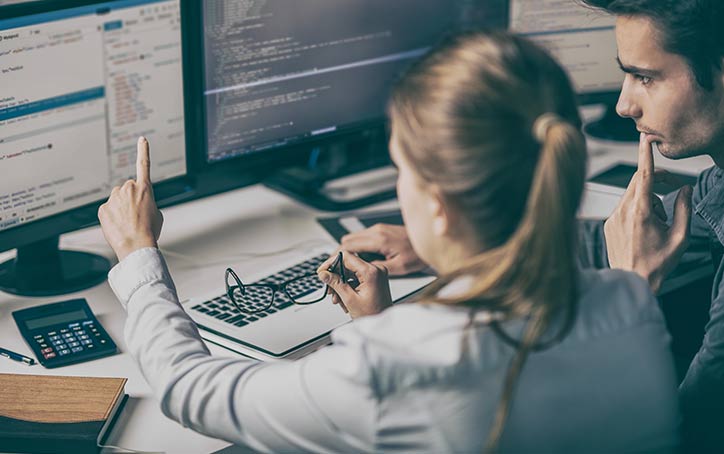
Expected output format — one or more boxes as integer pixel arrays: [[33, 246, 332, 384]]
[[533, 113, 561, 144]]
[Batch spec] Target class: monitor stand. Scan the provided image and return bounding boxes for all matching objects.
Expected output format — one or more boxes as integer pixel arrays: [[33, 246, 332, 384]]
[[264, 131, 397, 211], [0, 236, 110, 297], [584, 102, 640, 142]]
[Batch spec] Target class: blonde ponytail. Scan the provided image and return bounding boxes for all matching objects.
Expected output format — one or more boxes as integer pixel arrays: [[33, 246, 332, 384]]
[[483, 116, 586, 452]]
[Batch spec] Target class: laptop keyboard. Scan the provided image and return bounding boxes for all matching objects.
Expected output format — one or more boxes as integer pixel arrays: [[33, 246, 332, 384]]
[[190, 253, 330, 328]]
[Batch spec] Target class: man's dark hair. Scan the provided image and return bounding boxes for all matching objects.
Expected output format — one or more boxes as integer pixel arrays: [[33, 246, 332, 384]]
[[580, 0, 724, 90]]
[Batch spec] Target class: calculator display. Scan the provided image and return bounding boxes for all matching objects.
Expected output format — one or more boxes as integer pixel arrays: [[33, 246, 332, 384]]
[[24, 309, 88, 330]]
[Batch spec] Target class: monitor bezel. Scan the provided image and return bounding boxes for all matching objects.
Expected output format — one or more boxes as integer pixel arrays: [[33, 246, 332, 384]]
[[0, 0, 196, 254]]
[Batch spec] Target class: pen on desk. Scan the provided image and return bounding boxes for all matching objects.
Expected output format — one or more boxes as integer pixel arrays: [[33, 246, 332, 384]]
[[0, 347, 36, 366]]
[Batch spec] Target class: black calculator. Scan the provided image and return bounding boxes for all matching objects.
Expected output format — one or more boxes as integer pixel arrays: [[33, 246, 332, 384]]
[[12, 299, 117, 368]]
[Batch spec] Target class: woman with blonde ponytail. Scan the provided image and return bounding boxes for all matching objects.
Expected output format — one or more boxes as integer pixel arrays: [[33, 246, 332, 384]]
[[98, 31, 679, 453]]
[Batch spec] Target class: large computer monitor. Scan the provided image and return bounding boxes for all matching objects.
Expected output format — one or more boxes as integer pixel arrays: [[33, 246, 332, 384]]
[[193, 0, 508, 208], [509, 0, 636, 141], [0, 0, 189, 296]]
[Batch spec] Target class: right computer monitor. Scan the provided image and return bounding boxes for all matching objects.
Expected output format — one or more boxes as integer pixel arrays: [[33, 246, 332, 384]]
[[509, 0, 635, 141]]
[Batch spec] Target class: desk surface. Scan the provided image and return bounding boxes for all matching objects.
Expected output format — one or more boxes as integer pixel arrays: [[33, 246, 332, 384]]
[[0, 119, 716, 454]]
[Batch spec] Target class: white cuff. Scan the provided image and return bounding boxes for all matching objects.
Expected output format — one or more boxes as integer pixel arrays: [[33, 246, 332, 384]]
[[108, 247, 172, 308]]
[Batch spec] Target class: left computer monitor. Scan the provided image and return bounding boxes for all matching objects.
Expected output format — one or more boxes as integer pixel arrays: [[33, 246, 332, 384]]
[[0, 0, 189, 296]]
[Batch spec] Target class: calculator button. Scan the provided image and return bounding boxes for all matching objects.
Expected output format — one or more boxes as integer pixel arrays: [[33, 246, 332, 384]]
[[81, 339, 92, 345], [39, 343, 48, 348], [72, 326, 82, 331], [87, 344, 95, 349], [78, 330, 87, 336], [62, 332, 73, 338], [33, 335, 43, 340], [41, 347, 54, 354], [71, 347, 84, 353], [43, 352, 56, 359], [60, 329, 69, 334], [59, 349, 71, 355], [36, 338, 45, 343], [79, 335, 89, 340], [47, 331, 57, 336], [68, 341, 80, 348], [56, 343, 67, 350], [49, 335, 61, 341], [99, 339, 107, 344]]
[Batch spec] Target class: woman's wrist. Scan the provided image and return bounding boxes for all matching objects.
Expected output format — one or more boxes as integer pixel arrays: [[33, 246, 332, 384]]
[[116, 238, 157, 262]]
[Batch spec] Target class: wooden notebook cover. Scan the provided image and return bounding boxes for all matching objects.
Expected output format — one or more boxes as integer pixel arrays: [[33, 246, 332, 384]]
[[0, 374, 127, 424]]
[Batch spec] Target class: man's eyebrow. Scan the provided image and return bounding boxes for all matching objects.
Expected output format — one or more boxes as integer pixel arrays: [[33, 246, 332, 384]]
[[616, 57, 662, 77]]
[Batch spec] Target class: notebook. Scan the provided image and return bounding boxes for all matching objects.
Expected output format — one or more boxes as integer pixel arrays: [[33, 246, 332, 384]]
[[0, 374, 127, 454]]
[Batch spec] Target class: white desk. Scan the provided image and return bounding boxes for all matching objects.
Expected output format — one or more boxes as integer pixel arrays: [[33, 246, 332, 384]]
[[0, 122, 716, 454]]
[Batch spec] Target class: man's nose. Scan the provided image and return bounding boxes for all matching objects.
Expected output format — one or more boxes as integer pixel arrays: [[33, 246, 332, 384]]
[[616, 79, 643, 120]]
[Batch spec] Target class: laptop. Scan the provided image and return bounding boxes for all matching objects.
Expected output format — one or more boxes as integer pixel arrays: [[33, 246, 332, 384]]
[[182, 241, 435, 361]]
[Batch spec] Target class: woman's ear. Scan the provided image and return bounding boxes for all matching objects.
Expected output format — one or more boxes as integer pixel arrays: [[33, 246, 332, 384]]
[[429, 185, 453, 237]]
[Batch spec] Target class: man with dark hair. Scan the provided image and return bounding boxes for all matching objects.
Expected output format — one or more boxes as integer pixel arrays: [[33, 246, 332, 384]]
[[574, 0, 724, 450]]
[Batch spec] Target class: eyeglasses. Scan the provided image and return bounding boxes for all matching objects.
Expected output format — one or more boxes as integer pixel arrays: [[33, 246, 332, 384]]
[[225, 252, 348, 314]]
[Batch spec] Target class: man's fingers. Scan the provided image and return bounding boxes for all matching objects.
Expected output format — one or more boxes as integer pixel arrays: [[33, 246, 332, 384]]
[[340, 233, 386, 256], [652, 195, 667, 222], [136, 136, 151, 185], [669, 186, 693, 255], [636, 133, 656, 196], [370, 256, 406, 277]]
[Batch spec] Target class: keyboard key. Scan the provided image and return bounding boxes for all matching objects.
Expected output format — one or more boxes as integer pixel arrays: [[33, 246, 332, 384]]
[[233, 320, 249, 327], [226, 315, 244, 324]]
